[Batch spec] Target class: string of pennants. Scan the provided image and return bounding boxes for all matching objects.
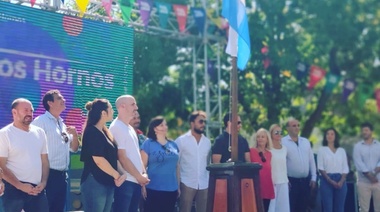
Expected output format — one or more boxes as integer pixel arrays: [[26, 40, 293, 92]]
[[295, 61, 380, 112], [256, 46, 380, 112], [32, 0, 229, 34]]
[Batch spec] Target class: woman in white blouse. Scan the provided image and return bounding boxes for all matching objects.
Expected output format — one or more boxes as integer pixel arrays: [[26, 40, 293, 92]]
[[268, 124, 290, 212], [317, 128, 349, 212]]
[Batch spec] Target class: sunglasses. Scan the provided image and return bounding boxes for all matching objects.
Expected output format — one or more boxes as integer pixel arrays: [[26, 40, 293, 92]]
[[161, 145, 171, 154], [61, 132, 69, 143], [274, 130, 282, 135], [258, 151, 266, 163], [198, 119, 207, 125]]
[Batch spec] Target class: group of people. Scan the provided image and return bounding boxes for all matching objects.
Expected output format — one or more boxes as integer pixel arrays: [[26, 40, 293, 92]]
[[0, 90, 211, 212], [0, 89, 379, 212], [210, 113, 380, 212]]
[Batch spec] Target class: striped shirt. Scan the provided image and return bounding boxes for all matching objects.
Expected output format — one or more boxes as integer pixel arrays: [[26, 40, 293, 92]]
[[32, 111, 72, 171]]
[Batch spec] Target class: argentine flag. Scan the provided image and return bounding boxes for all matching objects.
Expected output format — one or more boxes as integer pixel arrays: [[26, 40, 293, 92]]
[[222, 0, 251, 70]]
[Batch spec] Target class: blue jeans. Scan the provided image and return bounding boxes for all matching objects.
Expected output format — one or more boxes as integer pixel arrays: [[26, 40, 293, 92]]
[[113, 181, 141, 212], [81, 174, 115, 212], [320, 173, 347, 212], [2, 181, 48, 212]]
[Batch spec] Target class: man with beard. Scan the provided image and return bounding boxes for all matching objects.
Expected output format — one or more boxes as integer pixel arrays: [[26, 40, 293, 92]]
[[130, 111, 146, 147], [0, 98, 49, 211], [212, 113, 250, 163], [32, 90, 79, 212], [175, 111, 211, 212], [353, 122, 380, 212]]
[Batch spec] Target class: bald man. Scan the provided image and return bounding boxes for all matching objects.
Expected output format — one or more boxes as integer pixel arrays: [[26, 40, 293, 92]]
[[109, 95, 149, 212], [0, 98, 49, 211], [282, 118, 316, 212]]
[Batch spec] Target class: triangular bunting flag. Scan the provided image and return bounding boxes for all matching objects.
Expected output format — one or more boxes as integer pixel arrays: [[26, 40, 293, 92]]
[[173, 4, 188, 33], [191, 8, 206, 34], [138, 0, 152, 29], [155, 2, 171, 29], [76, 0, 90, 17], [119, 0, 135, 24], [102, 0, 113, 20]]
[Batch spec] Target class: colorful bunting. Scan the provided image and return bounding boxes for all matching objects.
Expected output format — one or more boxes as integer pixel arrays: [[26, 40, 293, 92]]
[[296, 61, 309, 80], [30, 0, 36, 7], [356, 83, 372, 108], [76, 0, 90, 17], [191, 8, 206, 34], [374, 88, 380, 112], [102, 0, 113, 20], [119, 0, 135, 24], [307, 65, 326, 90], [206, 8, 228, 29], [138, 0, 153, 29], [155, 2, 171, 29], [173, 4, 188, 33], [324, 73, 340, 93], [342, 79, 356, 102]]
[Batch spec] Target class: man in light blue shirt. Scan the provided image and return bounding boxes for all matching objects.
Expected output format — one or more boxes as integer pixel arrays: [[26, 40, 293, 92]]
[[282, 118, 316, 212], [353, 122, 380, 212]]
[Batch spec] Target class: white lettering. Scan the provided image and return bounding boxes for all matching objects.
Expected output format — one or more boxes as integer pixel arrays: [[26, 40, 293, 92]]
[[91, 72, 104, 88], [52, 66, 66, 83], [34, 60, 51, 81], [77, 70, 90, 86]]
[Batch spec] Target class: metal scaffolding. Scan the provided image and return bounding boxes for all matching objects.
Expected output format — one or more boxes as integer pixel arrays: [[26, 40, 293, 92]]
[[6, 0, 225, 133]]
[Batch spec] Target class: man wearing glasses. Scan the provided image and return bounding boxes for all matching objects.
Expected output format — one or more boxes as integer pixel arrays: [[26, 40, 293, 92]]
[[282, 118, 316, 212], [175, 110, 211, 212], [32, 90, 79, 212], [212, 113, 250, 163]]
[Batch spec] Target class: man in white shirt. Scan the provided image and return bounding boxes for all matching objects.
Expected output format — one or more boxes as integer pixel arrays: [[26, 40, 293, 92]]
[[353, 122, 380, 212], [110, 95, 150, 212], [32, 90, 79, 212], [0, 98, 49, 211], [282, 118, 316, 212], [175, 111, 211, 212]]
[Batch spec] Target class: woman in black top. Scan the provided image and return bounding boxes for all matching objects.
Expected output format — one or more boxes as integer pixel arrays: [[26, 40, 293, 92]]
[[80, 99, 126, 212]]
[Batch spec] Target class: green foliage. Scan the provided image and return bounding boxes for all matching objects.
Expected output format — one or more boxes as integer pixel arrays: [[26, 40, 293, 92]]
[[131, 0, 380, 140]]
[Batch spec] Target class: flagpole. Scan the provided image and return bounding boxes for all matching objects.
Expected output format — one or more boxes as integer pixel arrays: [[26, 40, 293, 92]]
[[230, 57, 238, 162]]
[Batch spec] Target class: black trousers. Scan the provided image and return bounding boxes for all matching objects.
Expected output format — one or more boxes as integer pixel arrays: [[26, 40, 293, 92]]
[[46, 169, 68, 212], [288, 176, 311, 212], [144, 188, 177, 212]]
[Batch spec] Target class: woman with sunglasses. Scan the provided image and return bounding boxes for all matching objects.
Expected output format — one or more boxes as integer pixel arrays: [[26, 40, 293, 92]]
[[268, 124, 290, 212], [317, 128, 348, 212], [250, 128, 274, 211], [140, 116, 180, 212]]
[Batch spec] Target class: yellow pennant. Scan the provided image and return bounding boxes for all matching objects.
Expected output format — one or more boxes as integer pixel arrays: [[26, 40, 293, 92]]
[[76, 0, 90, 17]]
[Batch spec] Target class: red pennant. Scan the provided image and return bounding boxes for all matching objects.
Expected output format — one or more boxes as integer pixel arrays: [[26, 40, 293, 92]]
[[173, 4, 188, 33], [30, 0, 36, 7], [307, 65, 326, 89], [375, 88, 380, 112]]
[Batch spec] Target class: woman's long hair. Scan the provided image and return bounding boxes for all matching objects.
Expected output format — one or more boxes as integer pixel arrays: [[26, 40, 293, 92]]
[[146, 116, 165, 141], [322, 128, 340, 148], [84, 98, 114, 142]]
